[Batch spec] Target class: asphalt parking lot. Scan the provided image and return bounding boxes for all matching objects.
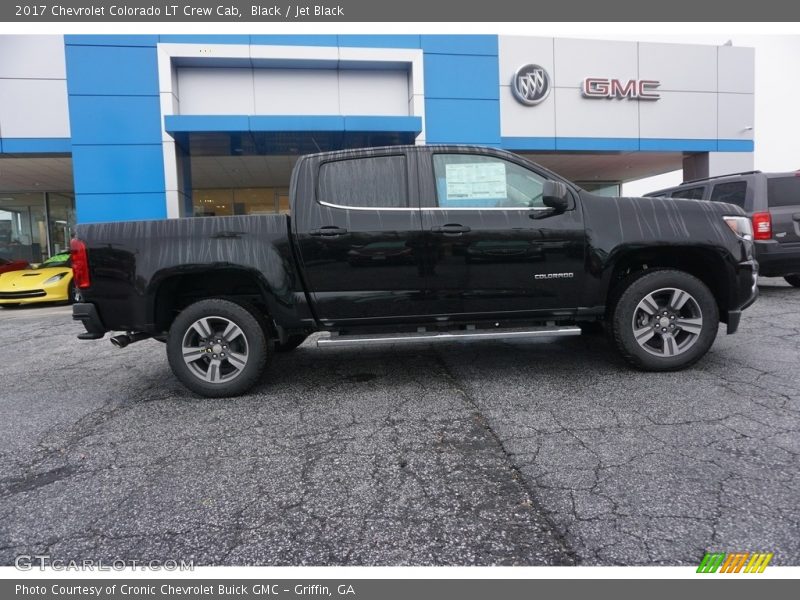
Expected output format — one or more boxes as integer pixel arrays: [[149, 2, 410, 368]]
[[0, 279, 798, 566]]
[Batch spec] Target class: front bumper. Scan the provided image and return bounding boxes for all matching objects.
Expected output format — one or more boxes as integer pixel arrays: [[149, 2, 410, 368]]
[[73, 303, 107, 340], [0, 288, 67, 305]]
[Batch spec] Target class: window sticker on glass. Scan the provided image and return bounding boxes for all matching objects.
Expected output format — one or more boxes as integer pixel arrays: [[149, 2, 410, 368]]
[[444, 163, 507, 203]]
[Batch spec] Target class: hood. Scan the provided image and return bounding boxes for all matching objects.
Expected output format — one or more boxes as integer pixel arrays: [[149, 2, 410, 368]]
[[0, 267, 72, 290], [620, 194, 746, 217]]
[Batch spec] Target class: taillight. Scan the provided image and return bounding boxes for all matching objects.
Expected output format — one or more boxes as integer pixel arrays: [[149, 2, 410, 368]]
[[751, 212, 772, 241], [70, 237, 91, 289]]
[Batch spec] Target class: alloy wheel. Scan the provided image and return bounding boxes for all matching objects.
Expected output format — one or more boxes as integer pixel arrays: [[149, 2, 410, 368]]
[[631, 287, 704, 357], [181, 316, 249, 383]]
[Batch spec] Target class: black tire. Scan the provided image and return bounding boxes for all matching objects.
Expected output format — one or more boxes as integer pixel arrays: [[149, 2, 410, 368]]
[[274, 334, 308, 353], [784, 274, 800, 288], [0, 304, 20, 309], [611, 269, 719, 371], [166, 298, 270, 398]]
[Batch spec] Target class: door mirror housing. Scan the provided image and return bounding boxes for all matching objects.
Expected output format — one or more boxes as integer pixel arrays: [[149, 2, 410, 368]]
[[542, 181, 570, 213]]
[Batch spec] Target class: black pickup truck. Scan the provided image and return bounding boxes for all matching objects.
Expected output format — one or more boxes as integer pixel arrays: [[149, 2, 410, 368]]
[[72, 145, 759, 397]]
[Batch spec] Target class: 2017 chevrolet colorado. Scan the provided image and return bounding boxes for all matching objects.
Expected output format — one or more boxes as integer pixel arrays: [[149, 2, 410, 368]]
[[72, 145, 759, 397]]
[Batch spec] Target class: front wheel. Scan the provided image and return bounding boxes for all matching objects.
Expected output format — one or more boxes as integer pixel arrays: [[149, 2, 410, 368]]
[[166, 299, 270, 397], [784, 274, 800, 288], [611, 270, 719, 371]]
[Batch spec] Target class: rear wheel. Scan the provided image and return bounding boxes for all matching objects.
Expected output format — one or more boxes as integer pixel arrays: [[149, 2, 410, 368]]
[[784, 274, 800, 288], [611, 270, 719, 371], [274, 334, 308, 352], [166, 299, 269, 397]]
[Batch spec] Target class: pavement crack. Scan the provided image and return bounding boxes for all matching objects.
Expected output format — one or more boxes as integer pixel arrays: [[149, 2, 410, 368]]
[[432, 352, 578, 565]]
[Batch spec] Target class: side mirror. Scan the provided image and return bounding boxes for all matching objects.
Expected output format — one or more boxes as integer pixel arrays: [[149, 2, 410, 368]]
[[542, 181, 570, 213]]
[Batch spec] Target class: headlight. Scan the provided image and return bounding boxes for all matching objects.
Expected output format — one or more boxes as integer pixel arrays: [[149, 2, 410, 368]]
[[723, 216, 753, 241], [43, 272, 68, 285]]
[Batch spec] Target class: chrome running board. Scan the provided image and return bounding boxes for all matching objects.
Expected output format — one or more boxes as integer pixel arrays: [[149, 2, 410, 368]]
[[317, 326, 581, 347]]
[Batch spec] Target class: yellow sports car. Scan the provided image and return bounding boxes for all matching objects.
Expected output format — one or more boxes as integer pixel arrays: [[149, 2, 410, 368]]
[[0, 252, 75, 307]]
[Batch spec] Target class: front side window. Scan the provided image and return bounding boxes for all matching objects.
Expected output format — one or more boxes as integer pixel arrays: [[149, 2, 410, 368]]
[[318, 155, 408, 209], [672, 186, 705, 200], [710, 181, 748, 208], [433, 154, 546, 209]]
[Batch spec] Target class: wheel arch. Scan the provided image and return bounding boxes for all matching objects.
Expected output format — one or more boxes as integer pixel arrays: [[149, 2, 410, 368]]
[[147, 265, 279, 335], [604, 246, 735, 322]]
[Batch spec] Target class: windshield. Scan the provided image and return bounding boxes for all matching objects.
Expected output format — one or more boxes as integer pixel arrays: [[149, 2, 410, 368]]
[[36, 253, 71, 269]]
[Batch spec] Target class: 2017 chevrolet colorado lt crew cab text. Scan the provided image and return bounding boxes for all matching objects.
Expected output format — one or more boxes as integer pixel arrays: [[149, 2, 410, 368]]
[[72, 146, 759, 397]]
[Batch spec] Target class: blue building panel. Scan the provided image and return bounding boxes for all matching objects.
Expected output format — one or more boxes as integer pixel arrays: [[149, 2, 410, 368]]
[[64, 45, 159, 96], [425, 99, 501, 145], [69, 96, 162, 145], [64, 35, 159, 47], [165, 115, 251, 133], [344, 116, 422, 133], [158, 35, 251, 45], [165, 115, 422, 135], [718, 139, 755, 152], [421, 35, 498, 56], [0, 138, 72, 153], [248, 115, 345, 132], [337, 35, 421, 49], [76, 193, 167, 224], [501, 137, 557, 151], [249, 34, 339, 46], [555, 137, 641, 152], [71, 145, 166, 195], [424, 54, 500, 100], [640, 138, 717, 152]]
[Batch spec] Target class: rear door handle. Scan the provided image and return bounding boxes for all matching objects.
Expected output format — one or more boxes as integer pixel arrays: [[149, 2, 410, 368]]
[[431, 224, 471, 235], [310, 226, 348, 237], [792, 213, 800, 222]]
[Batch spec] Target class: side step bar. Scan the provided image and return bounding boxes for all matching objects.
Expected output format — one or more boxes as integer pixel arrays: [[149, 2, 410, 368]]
[[317, 326, 581, 348]]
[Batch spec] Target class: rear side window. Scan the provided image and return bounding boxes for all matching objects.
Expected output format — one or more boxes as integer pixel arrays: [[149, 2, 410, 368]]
[[671, 186, 705, 200], [767, 177, 800, 208], [318, 155, 408, 208], [710, 181, 748, 208]]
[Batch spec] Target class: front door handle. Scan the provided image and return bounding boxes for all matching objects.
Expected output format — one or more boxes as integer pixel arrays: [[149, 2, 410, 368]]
[[310, 226, 348, 237], [431, 224, 471, 235]]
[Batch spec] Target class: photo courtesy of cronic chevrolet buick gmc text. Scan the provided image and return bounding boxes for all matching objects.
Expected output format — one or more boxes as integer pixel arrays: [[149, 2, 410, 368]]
[[71, 146, 759, 397], [646, 170, 800, 286]]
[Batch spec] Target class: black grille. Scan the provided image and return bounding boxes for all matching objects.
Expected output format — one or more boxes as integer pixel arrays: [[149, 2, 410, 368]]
[[0, 290, 46, 299]]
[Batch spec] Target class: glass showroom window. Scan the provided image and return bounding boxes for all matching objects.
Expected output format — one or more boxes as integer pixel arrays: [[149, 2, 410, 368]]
[[192, 187, 291, 216], [0, 192, 75, 263], [46, 193, 76, 256]]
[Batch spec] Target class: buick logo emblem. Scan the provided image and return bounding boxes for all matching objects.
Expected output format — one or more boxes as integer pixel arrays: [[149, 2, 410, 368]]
[[512, 64, 551, 106]]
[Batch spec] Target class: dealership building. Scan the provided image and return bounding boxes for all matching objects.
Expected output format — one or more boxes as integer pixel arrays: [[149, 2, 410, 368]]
[[0, 34, 754, 262]]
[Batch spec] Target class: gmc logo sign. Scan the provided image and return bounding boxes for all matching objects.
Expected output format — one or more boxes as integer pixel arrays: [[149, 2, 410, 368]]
[[582, 78, 661, 100]]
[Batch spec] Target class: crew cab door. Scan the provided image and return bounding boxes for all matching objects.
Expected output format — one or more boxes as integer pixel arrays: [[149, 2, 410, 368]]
[[416, 150, 585, 317], [292, 152, 426, 323]]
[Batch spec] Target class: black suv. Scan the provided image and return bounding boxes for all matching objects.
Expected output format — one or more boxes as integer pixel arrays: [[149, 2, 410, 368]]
[[646, 171, 800, 287]]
